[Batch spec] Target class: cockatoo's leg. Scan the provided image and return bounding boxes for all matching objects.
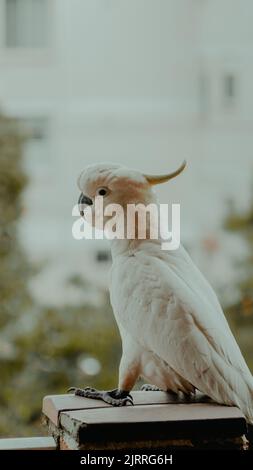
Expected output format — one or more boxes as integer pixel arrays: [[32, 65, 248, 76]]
[[118, 350, 140, 392], [67, 386, 133, 406], [68, 339, 141, 406]]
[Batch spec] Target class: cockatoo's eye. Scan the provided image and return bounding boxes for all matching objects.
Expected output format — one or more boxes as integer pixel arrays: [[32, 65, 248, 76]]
[[96, 187, 109, 197]]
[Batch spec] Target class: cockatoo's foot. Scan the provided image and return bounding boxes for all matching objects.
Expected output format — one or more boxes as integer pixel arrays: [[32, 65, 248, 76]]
[[67, 387, 134, 406], [141, 384, 162, 391]]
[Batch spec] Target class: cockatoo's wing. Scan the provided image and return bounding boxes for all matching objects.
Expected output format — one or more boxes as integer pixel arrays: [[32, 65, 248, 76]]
[[111, 243, 253, 423]]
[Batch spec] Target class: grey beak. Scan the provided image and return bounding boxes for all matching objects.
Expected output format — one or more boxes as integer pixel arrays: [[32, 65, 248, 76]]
[[78, 193, 93, 216]]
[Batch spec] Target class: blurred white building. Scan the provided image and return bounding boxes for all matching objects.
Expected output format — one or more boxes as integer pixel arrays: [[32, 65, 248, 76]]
[[0, 0, 252, 305]]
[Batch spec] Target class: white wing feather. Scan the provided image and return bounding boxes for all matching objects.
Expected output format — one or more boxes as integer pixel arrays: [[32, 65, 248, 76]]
[[111, 242, 253, 423]]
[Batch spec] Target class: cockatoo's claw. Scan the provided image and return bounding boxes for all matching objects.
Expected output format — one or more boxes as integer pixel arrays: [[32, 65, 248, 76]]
[[102, 389, 134, 406], [141, 384, 162, 391], [102, 392, 134, 407], [67, 386, 96, 394], [67, 387, 134, 406]]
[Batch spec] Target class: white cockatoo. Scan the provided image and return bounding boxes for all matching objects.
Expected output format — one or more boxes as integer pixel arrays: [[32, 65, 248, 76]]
[[69, 162, 253, 424]]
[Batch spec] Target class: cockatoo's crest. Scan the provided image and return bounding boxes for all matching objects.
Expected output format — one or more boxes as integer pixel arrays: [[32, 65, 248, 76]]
[[77, 161, 187, 207], [144, 160, 186, 185]]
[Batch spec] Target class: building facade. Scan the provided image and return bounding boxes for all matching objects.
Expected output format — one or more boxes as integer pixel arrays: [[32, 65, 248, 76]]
[[0, 0, 252, 305]]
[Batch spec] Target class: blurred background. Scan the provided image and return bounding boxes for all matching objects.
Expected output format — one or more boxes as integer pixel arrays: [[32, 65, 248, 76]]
[[0, 0, 253, 436]]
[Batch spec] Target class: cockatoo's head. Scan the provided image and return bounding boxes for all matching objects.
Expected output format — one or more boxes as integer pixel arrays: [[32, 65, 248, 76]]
[[77, 162, 186, 230]]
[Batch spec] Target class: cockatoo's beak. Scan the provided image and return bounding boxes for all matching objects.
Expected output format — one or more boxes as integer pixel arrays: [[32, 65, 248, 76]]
[[144, 160, 186, 185], [78, 193, 93, 216]]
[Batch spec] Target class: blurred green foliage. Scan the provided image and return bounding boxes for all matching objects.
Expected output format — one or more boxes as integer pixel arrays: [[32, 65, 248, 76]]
[[0, 113, 121, 437], [0, 115, 30, 330], [224, 197, 253, 372]]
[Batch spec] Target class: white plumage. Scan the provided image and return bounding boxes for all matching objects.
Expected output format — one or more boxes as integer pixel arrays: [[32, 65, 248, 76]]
[[76, 162, 253, 422]]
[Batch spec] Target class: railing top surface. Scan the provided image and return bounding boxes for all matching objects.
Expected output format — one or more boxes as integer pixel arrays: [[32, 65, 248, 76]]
[[42, 391, 247, 443], [0, 437, 56, 450]]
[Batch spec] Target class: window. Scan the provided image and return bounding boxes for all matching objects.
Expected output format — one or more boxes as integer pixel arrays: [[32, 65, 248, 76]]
[[5, 0, 48, 48], [17, 117, 50, 176], [18, 117, 48, 140], [96, 250, 111, 263], [223, 74, 236, 107]]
